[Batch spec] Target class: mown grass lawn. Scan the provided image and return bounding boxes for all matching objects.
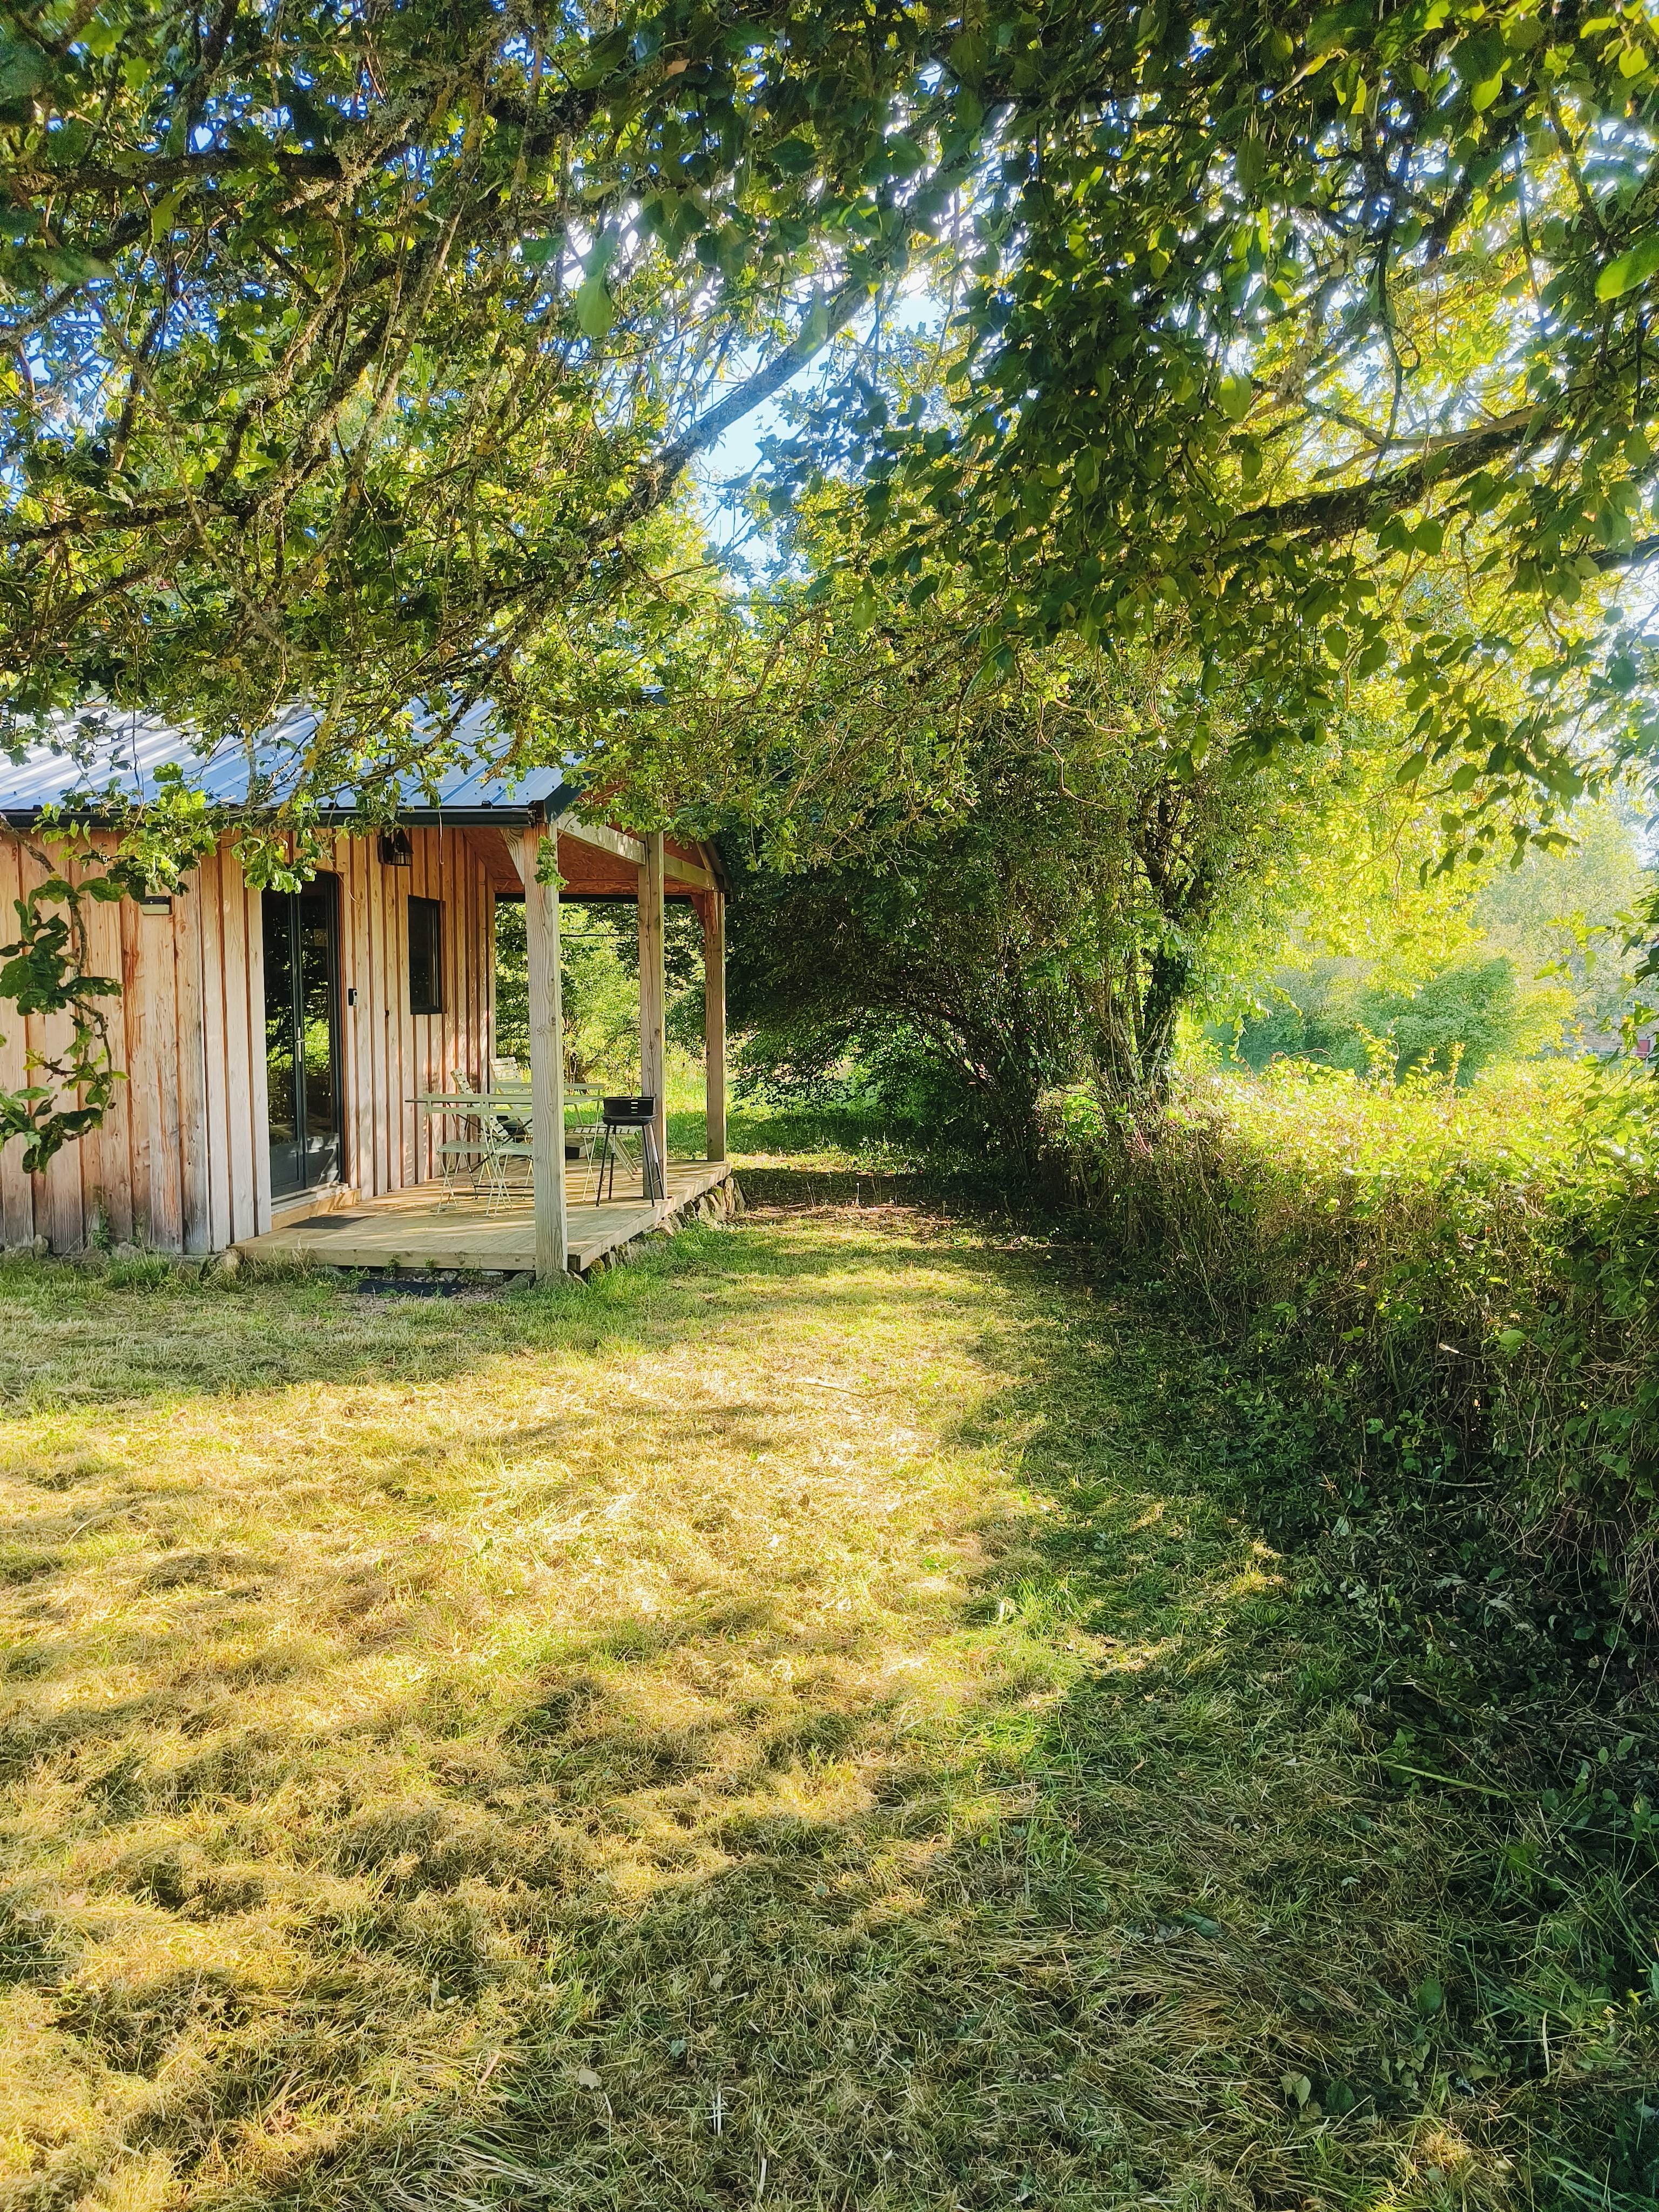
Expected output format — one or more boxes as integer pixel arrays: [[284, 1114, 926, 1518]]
[[0, 1177, 1648, 2211]]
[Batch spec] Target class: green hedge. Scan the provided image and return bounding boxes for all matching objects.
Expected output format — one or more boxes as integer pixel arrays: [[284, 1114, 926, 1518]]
[[1042, 1061, 1659, 1626]]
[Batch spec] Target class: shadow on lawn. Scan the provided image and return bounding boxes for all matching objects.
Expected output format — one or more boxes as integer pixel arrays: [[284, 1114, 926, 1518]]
[[0, 1193, 1645, 2212]]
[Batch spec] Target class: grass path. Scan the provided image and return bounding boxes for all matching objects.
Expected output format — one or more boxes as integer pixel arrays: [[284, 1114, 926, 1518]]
[[0, 1189, 1647, 2211]]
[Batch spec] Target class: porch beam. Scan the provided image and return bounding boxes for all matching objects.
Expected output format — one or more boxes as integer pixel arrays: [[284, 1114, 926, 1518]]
[[514, 827, 568, 1279], [704, 892, 726, 1163], [638, 831, 667, 1186], [663, 851, 715, 890], [556, 811, 643, 867], [554, 810, 714, 891]]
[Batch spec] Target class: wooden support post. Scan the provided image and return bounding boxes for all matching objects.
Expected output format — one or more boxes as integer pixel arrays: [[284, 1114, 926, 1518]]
[[516, 825, 567, 1280], [703, 889, 726, 1163], [638, 832, 666, 1192]]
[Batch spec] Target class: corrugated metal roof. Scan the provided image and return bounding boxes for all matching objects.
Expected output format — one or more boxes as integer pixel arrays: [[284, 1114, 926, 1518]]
[[0, 703, 575, 821]]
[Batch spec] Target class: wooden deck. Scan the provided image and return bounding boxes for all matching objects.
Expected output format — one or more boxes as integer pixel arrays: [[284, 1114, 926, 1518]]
[[234, 1159, 734, 1275]]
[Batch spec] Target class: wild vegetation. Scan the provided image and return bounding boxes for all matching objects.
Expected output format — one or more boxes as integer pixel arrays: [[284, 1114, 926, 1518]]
[[1045, 1058, 1658, 1597], [492, 899, 708, 1087]]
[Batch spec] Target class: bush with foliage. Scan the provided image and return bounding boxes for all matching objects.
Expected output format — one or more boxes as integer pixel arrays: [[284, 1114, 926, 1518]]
[[724, 631, 1386, 1168], [1229, 954, 1529, 1084], [1364, 957, 1523, 1082], [1043, 1060, 1659, 1620]]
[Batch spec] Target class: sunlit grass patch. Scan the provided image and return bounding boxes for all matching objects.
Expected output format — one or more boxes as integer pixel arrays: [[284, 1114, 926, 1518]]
[[0, 1199, 1648, 2209]]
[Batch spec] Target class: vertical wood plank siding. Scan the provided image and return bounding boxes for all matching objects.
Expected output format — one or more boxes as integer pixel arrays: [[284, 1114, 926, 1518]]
[[0, 836, 31, 1246], [0, 823, 496, 1252], [174, 876, 211, 1252], [197, 846, 233, 1254]]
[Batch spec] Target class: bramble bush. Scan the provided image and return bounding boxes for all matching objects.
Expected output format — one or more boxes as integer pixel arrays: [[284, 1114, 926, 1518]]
[[1042, 1059, 1659, 1624]]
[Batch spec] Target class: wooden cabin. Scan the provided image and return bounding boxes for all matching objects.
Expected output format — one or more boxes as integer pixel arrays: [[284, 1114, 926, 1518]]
[[0, 721, 727, 1276]]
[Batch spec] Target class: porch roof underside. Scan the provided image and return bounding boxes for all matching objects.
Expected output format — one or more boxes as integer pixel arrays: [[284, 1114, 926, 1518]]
[[467, 820, 717, 902]]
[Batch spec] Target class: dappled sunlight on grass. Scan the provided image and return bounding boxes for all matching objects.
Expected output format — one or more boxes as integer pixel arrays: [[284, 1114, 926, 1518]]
[[0, 1199, 1647, 2209]]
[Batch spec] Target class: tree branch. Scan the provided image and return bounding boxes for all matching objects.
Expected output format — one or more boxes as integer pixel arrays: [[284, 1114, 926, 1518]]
[[1222, 406, 1549, 551]]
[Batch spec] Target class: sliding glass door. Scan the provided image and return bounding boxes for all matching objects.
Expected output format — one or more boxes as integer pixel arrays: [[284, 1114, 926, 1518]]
[[263, 878, 343, 1198]]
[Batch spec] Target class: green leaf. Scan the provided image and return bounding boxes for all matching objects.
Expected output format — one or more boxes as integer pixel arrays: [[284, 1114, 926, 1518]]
[[1498, 1328, 1527, 1352], [1596, 237, 1659, 301], [1454, 29, 1505, 91], [948, 30, 987, 79], [0, 35, 48, 118], [575, 271, 615, 341], [1216, 373, 1253, 422], [1307, 6, 1368, 56], [1415, 1975, 1444, 2018], [520, 234, 561, 267], [30, 247, 116, 285]]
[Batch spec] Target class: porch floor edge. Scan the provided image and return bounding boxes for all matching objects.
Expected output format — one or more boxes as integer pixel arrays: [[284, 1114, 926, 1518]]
[[231, 1160, 734, 1276]]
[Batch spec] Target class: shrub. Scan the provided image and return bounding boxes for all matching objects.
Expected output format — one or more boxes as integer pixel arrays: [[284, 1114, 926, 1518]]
[[1227, 954, 1528, 1083], [1042, 1058, 1659, 1619], [1363, 954, 1523, 1081]]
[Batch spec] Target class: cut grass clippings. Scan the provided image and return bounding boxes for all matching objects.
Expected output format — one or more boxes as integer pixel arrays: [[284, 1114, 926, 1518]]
[[0, 1181, 1649, 2210]]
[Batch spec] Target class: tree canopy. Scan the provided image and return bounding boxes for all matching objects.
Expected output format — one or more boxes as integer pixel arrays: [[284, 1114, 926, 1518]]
[[763, 1, 1659, 865], [0, 0, 953, 783], [5, 0, 1659, 830], [6, 0, 1659, 1158]]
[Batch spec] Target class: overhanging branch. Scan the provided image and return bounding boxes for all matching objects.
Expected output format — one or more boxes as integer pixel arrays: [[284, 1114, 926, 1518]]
[[1222, 405, 1549, 552]]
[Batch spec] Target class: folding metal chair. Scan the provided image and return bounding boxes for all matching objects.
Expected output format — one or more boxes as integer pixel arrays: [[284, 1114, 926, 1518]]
[[421, 1094, 494, 1210]]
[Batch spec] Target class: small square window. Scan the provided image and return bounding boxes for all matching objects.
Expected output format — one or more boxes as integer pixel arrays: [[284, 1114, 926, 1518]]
[[408, 896, 442, 1015]]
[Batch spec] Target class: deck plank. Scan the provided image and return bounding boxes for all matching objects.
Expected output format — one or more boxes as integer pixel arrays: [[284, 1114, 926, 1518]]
[[236, 1159, 732, 1273]]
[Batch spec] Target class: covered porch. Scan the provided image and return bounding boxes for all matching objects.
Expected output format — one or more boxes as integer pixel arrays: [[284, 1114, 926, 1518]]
[[258, 795, 729, 1279]]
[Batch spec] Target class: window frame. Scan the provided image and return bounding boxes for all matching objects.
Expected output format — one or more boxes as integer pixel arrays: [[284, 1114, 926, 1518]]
[[407, 894, 443, 1016]]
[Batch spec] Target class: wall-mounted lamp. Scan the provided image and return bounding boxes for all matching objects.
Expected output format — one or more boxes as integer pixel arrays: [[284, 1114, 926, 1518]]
[[378, 827, 413, 868]]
